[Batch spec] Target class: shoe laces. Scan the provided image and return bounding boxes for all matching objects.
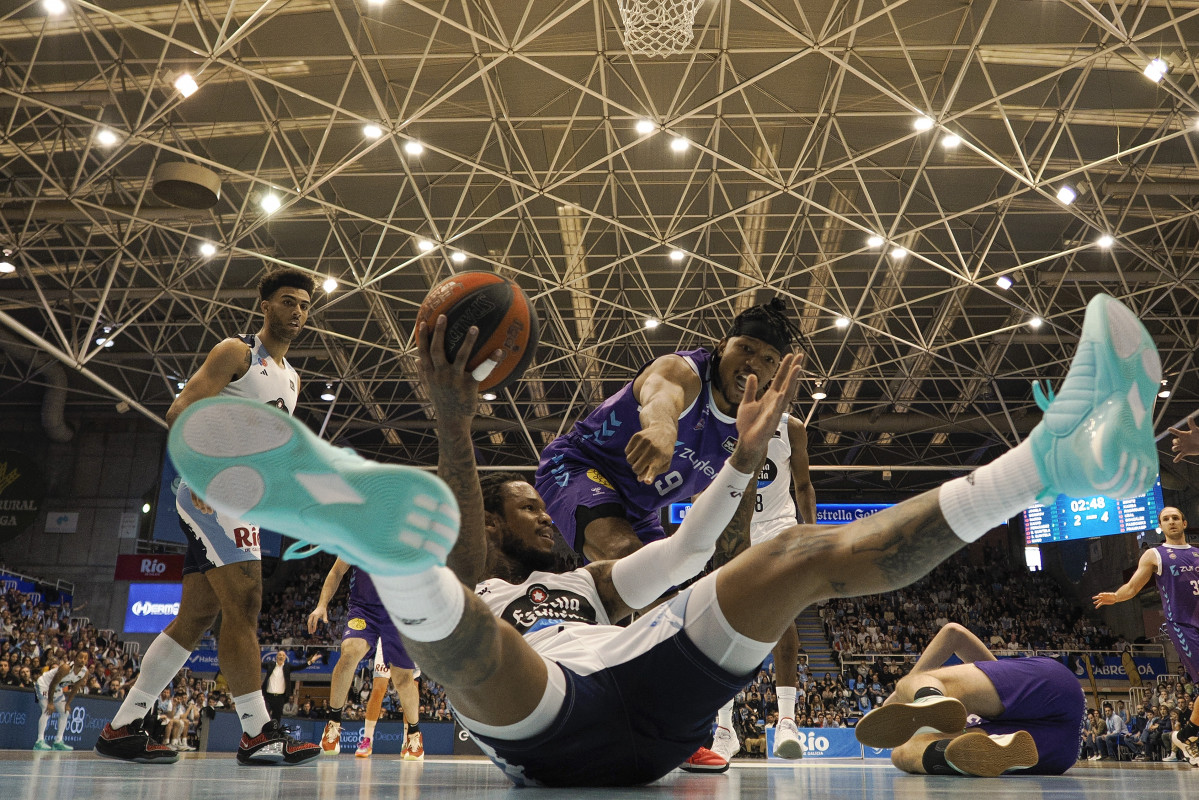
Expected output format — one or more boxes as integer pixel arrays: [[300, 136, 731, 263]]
[[1032, 380, 1056, 412]]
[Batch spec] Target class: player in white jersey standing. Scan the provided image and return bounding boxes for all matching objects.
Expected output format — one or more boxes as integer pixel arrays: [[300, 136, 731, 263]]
[[96, 269, 320, 766], [710, 413, 815, 761], [34, 650, 90, 750]]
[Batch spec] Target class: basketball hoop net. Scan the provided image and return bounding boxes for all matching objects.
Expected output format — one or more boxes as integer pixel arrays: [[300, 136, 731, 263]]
[[617, 0, 702, 58]]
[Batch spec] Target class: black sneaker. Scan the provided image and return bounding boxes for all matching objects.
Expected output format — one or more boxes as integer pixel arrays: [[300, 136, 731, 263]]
[[237, 720, 321, 766], [94, 718, 179, 764]]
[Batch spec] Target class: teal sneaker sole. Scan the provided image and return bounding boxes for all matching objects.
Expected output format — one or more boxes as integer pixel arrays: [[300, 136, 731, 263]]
[[1029, 294, 1160, 501], [167, 397, 460, 576]]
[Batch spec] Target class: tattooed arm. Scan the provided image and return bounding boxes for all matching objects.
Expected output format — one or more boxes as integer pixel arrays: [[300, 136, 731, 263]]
[[712, 469, 761, 568]]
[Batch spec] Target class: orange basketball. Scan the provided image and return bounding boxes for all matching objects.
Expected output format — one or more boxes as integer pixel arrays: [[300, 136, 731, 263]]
[[416, 271, 540, 392]]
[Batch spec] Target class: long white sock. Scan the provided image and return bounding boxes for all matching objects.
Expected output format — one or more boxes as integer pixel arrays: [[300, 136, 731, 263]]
[[777, 686, 797, 721], [938, 441, 1044, 543], [372, 567, 466, 643], [36, 710, 50, 744], [233, 691, 272, 737], [364, 718, 377, 740], [53, 708, 66, 743], [716, 700, 734, 730], [112, 635, 192, 728]]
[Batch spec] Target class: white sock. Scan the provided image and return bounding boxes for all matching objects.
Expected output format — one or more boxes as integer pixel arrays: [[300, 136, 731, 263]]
[[112, 635, 192, 728], [364, 719, 377, 739], [777, 686, 797, 721], [233, 692, 272, 737], [372, 567, 466, 642], [938, 440, 1044, 543], [36, 711, 50, 744], [716, 700, 734, 730]]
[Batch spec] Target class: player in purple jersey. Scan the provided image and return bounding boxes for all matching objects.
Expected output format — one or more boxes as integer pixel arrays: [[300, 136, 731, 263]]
[[308, 559, 424, 759], [535, 299, 799, 563], [1094, 505, 1199, 765], [855, 623, 1085, 776]]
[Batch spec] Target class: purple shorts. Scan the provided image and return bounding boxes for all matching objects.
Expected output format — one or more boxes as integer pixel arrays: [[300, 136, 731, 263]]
[[970, 657, 1085, 775], [1165, 621, 1199, 682], [533, 454, 664, 554], [343, 603, 414, 670]]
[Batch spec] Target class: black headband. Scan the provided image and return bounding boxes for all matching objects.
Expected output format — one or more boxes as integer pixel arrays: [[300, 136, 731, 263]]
[[729, 317, 789, 353]]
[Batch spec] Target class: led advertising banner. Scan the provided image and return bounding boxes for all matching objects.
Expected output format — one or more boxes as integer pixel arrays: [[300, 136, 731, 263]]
[[123, 582, 182, 633]]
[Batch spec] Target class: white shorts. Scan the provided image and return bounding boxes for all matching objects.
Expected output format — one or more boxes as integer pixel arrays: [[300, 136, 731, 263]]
[[750, 517, 797, 547], [178, 480, 261, 574]]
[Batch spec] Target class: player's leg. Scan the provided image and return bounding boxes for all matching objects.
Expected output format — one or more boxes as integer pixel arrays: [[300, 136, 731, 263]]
[[357, 674, 388, 758], [771, 623, 803, 758], [33, 692, 52, 750], [854, 663, 994, 748], [534, 454, 645, 562], [322, 635, 369, 754], [1167, 624, 1199, 764], [392, 669, 424, 760]]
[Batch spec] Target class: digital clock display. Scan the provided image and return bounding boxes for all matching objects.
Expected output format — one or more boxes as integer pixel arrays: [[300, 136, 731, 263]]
[[1022, 475, 1164, 545]]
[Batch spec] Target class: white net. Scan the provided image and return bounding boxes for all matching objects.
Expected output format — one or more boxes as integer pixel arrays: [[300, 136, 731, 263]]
[[617, 0, 702, 58]]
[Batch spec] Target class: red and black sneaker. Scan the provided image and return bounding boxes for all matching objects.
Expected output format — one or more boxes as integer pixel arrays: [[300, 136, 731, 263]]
[[94, 718, 179, 764], [237, 720, 320, 766], [679, 746, 730, 774]]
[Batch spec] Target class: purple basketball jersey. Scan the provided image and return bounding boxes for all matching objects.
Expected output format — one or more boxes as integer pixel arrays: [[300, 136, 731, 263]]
[[349, 566, 382, 607], [1155, 545, 1199, 626], [536, 348, 738, 515]]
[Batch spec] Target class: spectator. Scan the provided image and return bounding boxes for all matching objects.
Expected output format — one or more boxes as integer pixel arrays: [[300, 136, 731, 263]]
[[1096, 702, 1128, 761]]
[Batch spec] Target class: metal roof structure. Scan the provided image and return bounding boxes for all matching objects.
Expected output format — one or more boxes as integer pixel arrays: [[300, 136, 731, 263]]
[[2, 0, 1198, 497]]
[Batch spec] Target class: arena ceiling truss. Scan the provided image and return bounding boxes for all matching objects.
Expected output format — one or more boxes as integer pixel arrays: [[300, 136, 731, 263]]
[[3, 0, 1199, 497]]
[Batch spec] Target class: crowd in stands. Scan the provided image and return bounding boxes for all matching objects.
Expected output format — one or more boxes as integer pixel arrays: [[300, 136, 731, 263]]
[[1080, 675, 1197, 762]]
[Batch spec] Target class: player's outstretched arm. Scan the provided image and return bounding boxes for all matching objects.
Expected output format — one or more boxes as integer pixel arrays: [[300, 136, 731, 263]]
[[907, 623, 997, 676], [625, 355, 701, 483], [1168, 417, 1199, 462], [417, 315, 499, 587], [1093, 548, 1156, 608]]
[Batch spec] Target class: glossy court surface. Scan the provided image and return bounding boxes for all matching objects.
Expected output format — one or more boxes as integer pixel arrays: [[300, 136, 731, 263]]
[[1, 751, 1193, 799]]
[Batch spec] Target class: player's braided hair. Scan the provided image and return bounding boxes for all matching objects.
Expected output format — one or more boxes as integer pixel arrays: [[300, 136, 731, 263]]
[[257, 268, 315, 301], [479, 471, 531, 517], [727, 297, 803, 353]]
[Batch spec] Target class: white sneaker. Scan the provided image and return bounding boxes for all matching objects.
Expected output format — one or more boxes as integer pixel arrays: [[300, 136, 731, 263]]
[[1172, 732, 1199, 766], [711, 726, 740, 762], [1162, 753, 1180, 762], [773, 717, 804, 759]]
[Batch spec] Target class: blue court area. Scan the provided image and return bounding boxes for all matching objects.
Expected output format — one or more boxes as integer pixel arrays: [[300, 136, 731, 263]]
[[0, 752, 1193, 800]]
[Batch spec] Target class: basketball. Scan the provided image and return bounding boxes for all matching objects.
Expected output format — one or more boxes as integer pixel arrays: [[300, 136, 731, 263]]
[[416, 271, 540, 392]]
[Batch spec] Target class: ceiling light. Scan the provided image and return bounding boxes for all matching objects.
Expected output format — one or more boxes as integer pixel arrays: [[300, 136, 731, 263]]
[[669, 250, 685, 262], [670, 137, 689, 152], [451, 252, 467, 264], [811, 390, 827, 401], [644, 317, 660, 329], [363, 124, 383, 139], [481, 392, 497, 401], [0, 261, 14, 274], [1159, 390, 1171, 399], [321, 383, 336, 402], [941, 134, 961, 148], [177, 381, 186, 390], [635, 119, 655, 134], [95, 337, 107, 346], [142, 503, 151, 514], [323, 277, 338, 292], [260, 193, 281, 213], [199, 242, 217, 257], [1028, 316, 1043, 329], [835, 316, 850, 329], [174, 73, 198, 97], [866, 235, 884, 248], [913, 115, 934, 131], [95, 129, 119, 147], [1056, 185, 1077, 204], [404, 140, 424, 155], [1144, 58, 1169, 82], [890, 247, 907, 259], [1097, 234, 1114, 248], [996, 275, 1013, 290], [43, 0, 67, 14], [417, 239, 435, 252]]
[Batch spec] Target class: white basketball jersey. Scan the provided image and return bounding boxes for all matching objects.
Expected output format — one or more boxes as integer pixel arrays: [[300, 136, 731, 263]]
[[476, 569, 611, 642], [751, 414, 797, 541], [36, 664, 86, 697], [222, 333, 299, 413]]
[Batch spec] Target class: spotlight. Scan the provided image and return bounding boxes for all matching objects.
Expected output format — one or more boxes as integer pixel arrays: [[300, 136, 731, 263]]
[[142, 503, 151, 514], [866, 235, 884, 248], [260, 193, 281, 213], [174, 73, 199, 97], [1159, 390, 1171, 399], [451, 252, 467, 264], [321, 383, 336, 402], [890, 247, 907, 259], [811, 390, 827, 401], [0, 261, 14, 274], [670, 137, 689, 152], [95, 337, 107, 346], [1056, 185, 1077, 204], [835, 316, 850, 329], [635, 119, 656, 135], [417, 239, 435, 252], [941, 134, 961, 148], [1028, 316, 1043, 329], [95, 129, 119, 147], [323, 277, 338, 292], [481, 392, 497, 401], [1097, 234, 1114, 248], [199, 242, 217, 257], [363, 124, 384, 139], [644, 317, 661, 329], [404, 140, 424, 155], [996, 275, 1013, 290], [44, 0, 67, 14], [913, 115, 934, 131], [669, 250, 685, 262], [177, 381, 186, 390], [1144, 58, 1169, 82]]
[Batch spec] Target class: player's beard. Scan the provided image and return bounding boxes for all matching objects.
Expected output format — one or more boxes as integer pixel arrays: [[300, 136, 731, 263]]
[[503, 531, 559, 573]]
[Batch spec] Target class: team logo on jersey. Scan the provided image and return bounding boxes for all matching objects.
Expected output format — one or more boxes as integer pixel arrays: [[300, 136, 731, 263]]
[[585, 469, 614, 490], [722, 436, 737, 454], [528, 585, 549, 604], [348, 618, 367, 630], [259, 357, 268, 367], [267, 398, 287, 410], [289, 379, 295, 391], [757, 458, 778, 488], [1170, 551, 1177, 560]]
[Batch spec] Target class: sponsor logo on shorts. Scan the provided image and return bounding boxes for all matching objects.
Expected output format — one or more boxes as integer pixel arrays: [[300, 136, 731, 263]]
[[348, 618, 367, 631], [585, 469, 614, 490]]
